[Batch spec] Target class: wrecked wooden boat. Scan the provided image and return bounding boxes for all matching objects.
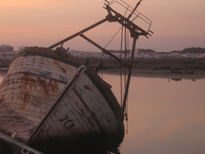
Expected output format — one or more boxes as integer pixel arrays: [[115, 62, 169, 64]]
[[0, 0, 152, 153], [0, 47, 124, 153]]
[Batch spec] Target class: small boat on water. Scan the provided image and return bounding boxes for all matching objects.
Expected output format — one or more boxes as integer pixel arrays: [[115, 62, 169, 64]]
[[0, 0, 152, 153]]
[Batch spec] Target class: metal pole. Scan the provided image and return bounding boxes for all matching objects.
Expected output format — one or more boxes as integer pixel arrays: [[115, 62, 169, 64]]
[[127, 0, 143, 20], [79, 34, 128, 67], [48, 18, 108, 49], [122, 35, 137, 114]]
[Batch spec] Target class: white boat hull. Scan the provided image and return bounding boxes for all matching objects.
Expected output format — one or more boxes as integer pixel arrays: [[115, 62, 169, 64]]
[[0, 47, 124, 153]]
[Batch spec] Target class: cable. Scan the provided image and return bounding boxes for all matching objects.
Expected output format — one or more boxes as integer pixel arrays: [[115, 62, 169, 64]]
[[104, 27, 122, 49]]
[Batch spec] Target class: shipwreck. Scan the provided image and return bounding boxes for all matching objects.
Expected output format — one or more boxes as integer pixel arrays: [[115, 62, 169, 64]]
[[0, 0, 152, 153]]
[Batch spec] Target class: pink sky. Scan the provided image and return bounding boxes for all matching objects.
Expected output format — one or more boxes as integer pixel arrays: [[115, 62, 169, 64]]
[[0, 0, 205, 51]]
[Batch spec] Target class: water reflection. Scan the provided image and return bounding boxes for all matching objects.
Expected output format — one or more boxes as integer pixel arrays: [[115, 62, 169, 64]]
[[0, 72, 205, 154], [103, 74, 205, 154]]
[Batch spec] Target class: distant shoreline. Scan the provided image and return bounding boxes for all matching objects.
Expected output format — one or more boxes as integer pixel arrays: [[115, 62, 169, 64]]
[[103, 69, 205, 80], [1, 47, 205, 80], [1, 56, 205, 80]]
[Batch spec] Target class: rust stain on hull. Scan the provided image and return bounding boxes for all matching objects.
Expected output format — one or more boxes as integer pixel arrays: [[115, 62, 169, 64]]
[[22, 91, 30, 111], [0, 47, 124, 153]]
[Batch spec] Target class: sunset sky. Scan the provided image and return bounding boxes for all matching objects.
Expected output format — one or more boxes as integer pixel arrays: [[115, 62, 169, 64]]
[[0, 0, 205, 51]]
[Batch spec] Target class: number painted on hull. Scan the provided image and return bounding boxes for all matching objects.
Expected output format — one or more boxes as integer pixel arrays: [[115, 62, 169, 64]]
[[59, 115, 75, 130]]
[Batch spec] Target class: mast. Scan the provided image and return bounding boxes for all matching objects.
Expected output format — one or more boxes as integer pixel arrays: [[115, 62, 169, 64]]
[[127, 0, 143, 20], [48, 0, 153, 116]]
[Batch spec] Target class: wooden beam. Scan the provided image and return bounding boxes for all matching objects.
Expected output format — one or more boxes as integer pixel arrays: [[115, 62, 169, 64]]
[[80, 34, 128, 67], [49, 18, 108, 49]]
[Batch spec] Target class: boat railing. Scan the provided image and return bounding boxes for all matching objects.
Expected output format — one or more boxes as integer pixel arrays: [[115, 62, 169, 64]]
[[0, 132, 44, 154], [104, 0, 153, 37]]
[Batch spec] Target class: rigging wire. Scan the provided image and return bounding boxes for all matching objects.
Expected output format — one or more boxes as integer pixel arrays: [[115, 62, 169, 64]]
[[102, 1, 142, 134], [120, 26, 123, 106], [125, 23, 131, 134], [124, 27, 129, 134], [120, 5, 129, 106], [125, 96, 129, 134], [122, 6, 130, 134], [104, 27, 122, 49]]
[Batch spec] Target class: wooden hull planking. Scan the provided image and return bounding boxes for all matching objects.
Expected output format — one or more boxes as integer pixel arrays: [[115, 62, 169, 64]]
[[0, 47, 124, 153]]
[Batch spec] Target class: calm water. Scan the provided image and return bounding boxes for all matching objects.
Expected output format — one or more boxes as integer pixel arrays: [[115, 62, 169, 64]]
[[1, 74, 205, 154], [103, 74, 205, 154]]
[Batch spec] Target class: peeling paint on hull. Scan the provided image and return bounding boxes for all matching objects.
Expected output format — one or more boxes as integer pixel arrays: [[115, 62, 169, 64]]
[[0, 47, 124, 153]]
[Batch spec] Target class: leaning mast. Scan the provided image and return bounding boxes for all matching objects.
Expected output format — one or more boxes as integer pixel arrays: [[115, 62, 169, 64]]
[[49, 0, 153, 116]]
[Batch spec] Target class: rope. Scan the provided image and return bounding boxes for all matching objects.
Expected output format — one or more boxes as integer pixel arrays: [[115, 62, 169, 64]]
[[120, 25, 124, 106], [120, 6, 129, 106], [104, 27, 122, 49]]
